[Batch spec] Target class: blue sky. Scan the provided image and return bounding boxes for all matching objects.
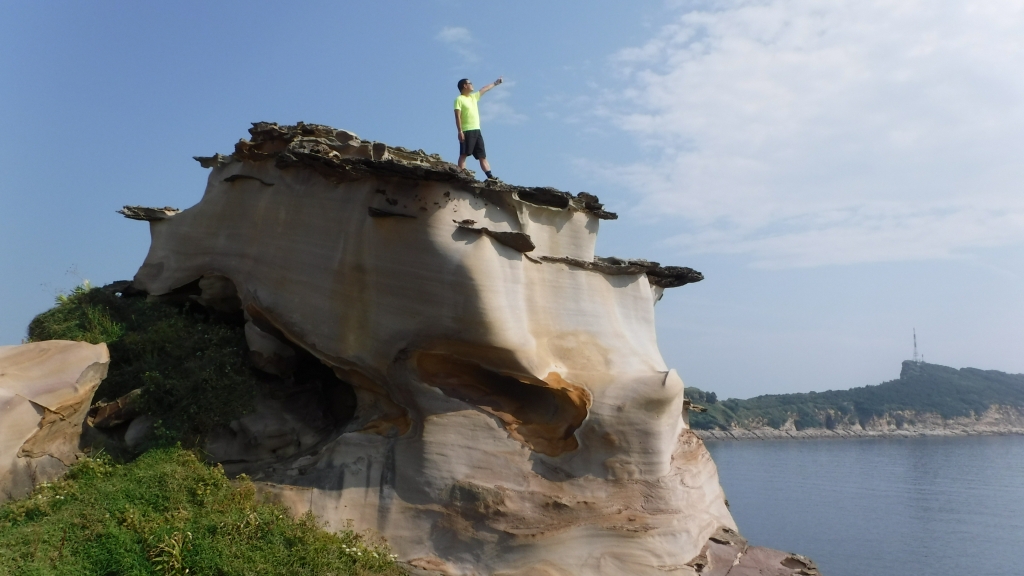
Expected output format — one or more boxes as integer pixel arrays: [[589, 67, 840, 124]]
[[2, 1, 1022, 399]]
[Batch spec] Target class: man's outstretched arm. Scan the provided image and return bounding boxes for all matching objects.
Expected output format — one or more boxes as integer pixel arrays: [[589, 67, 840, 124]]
[[479, 76, 503, 96]]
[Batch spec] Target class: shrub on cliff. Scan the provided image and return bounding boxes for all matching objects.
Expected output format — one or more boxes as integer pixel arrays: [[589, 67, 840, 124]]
[[0, 447, 403, 575], [28, 284, 257, 443]]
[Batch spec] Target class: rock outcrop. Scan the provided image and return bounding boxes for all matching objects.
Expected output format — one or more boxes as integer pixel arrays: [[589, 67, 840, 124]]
[[0, 341, 109, 503], [123, 122, 814, 575]]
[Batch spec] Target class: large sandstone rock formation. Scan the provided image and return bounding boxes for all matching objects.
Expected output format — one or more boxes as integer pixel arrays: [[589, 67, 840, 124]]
[[123, 122, 817, 575], [0, 341, 109, 503]]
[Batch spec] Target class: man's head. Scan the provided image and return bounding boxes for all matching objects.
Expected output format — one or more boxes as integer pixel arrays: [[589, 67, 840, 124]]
[[457, 79, 473, 94]]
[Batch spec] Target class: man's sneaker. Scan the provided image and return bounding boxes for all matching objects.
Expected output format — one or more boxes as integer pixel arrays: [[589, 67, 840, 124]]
[[486, 175, 501, 182]]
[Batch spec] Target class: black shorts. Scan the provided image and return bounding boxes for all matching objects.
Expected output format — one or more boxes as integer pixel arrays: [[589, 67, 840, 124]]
[[459, 129, 486, 159]]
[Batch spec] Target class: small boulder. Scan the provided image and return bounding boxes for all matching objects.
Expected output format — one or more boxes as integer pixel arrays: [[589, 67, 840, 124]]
[[124, 415, 156, 451]]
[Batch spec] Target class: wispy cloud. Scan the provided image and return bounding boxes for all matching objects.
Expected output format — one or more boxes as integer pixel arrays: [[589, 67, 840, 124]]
[[436, 26, 478, 62], [601, 0, 1024, 268], [437, 26, 471, 44], [480, 80, 527, 125]]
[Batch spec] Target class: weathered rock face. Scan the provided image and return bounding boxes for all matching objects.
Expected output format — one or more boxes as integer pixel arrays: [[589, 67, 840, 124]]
[[0, 341, 109, 503], [126, 122, 812, 575]]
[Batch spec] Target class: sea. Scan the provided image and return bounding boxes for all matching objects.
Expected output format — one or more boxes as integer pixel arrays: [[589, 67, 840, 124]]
[[704, 435, 1024, 576]]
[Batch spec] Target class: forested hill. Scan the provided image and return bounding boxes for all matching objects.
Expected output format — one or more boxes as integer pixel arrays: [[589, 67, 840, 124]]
[[687, 361, 1024, 431]]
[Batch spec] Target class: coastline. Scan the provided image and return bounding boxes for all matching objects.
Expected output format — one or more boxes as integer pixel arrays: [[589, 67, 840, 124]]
[[692, 404, 1024, 441], [695, 426, 1024, 441]]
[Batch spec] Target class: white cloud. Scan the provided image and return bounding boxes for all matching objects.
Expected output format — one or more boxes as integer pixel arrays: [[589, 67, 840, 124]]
[[437, 26, 472, 44], [603, 0, 1024, 267], [436, 26, 478, 62], [480, 80, 527, 125]]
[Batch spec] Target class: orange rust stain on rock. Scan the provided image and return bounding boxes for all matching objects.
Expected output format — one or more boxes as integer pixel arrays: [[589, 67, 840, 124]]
[[415, 352, 589, 457]]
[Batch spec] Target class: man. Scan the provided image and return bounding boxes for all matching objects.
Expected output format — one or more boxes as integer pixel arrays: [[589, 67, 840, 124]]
[[454, 76, 502, 180]]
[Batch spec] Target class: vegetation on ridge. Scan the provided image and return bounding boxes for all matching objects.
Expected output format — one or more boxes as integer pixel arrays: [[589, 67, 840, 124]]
[[0, 447, 403, 575], [27, 283, 257, 445], [13, 285, 405, 574], [688, 362, 1024, 431]]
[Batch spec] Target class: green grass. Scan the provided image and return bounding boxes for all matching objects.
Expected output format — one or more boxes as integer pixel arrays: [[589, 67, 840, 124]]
[[15, 286, 404, 573], [28, 283, 127, 345], [687, 361, 1024, 430], [0, 448, 404, 576], [28, 284, 257, 444]]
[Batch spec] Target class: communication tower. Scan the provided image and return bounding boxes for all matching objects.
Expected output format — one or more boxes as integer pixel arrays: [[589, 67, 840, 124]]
[[912, 328, 920, 364]]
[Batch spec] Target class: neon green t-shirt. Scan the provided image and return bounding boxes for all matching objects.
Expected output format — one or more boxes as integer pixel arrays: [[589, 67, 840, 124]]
[[454, 92, 481, 131]]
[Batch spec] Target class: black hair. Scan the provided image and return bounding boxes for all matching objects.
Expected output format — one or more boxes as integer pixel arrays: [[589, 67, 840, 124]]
[[457, 78, 470, 92]]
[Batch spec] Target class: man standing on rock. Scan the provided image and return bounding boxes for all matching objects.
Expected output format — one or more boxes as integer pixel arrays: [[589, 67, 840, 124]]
[[454, 77, 502, 180]]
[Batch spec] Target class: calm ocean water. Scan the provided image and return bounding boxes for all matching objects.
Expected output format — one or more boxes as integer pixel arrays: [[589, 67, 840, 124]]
[[705, 435, 1024, 576]]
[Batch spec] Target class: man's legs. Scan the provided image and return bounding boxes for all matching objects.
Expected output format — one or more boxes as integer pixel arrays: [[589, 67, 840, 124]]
[[473, 132, 495, 179], [458, 130, 475, 169]]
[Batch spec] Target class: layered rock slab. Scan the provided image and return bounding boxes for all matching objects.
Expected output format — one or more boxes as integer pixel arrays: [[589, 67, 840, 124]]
[[0, 341, 109, 503], [125, 122, 805, 575]]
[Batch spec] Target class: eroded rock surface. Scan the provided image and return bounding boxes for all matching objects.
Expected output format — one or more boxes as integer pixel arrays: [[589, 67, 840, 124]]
[[685, 527, 819, 576], [124, 122, 809, 575], [0, 341, 109, 503]]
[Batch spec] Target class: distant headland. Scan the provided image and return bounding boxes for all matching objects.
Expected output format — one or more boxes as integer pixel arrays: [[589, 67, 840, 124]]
[[689, 361, 1024, 440]]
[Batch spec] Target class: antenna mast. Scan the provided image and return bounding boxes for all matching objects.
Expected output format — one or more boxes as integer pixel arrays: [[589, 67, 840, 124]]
[[913, 328, 920, 364]]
